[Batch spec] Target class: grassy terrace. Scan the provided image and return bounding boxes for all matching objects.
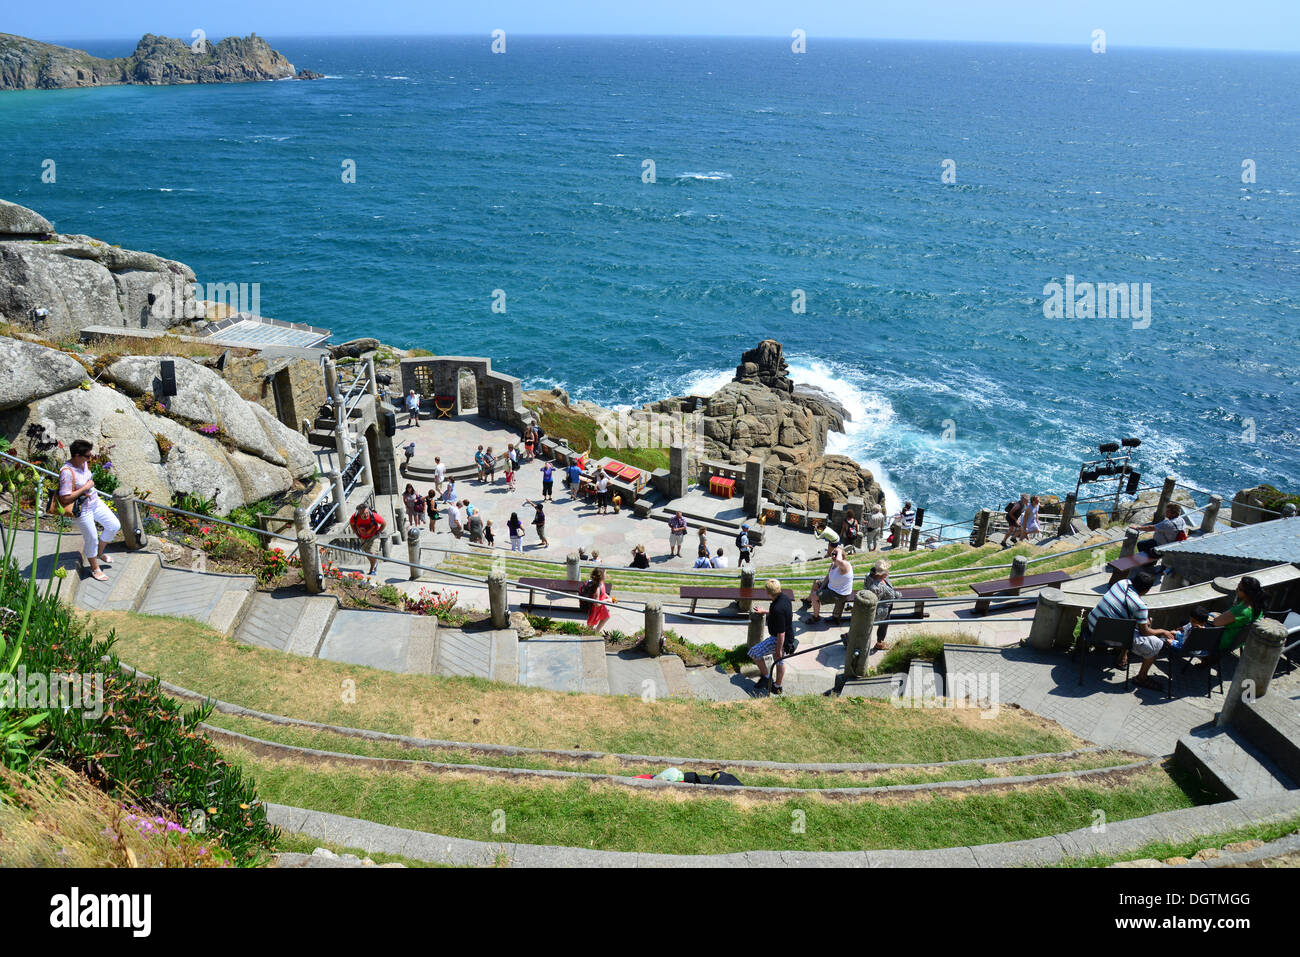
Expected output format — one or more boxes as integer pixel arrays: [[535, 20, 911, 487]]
[[439, 539, 1124, 599], [204, 710, 1141, 788], [228, 749, 1204, 855], [98, 611, 1081, 763]]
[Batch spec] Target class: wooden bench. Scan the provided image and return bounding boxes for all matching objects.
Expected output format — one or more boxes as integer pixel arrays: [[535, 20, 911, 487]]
[[680, 586, 794, 615], [518, 577, 584, 609], [895, 586, 939, 619], [970, 571, 1071, 615], [1107, 553, 1156, 585]]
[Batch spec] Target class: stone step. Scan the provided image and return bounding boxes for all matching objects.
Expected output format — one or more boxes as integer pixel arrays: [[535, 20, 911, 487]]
[[235, 590, 339, 657], [135, 566, 256, 636], [4, 524, 83, 606], [1173, 726, 1296, 801], [658, 655, 692, 698], [72, 551, 161, 613], [517, 633, 593, 693], [682, 664, 753, 701], [317, 608, 437, 674], [307, 429, 336, 448], [1236, 692, 1300, 785], [434, 627, 494, 680], [606, 652, 668, 699]]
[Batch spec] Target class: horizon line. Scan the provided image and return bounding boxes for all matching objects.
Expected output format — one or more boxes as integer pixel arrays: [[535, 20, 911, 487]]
[[29, 31, 1300, 57]]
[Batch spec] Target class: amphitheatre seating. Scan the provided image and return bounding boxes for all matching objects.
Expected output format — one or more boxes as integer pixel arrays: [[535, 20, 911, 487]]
[[1106, 552, 1156, 585], [970, 571, 1071, 615], [680, 585, 793, 615], [895, 586, 939, 619]]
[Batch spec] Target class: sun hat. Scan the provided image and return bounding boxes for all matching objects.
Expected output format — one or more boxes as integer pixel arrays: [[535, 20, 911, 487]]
[[872, 559, 890, 575]]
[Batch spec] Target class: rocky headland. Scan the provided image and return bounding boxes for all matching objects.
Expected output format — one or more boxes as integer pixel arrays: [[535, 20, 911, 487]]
[[0, 33, 304, 91]]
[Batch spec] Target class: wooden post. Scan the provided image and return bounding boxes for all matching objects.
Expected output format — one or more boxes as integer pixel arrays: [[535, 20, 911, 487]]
[[738, 565, 756, 613], [1058, 493, 1077, 535], [113, 492, 145, 550], [1153, 475, 1176, 524], [1120, 528, 1139, 558], [843, 589, 878, 681], [1201, 494, 1221, 533]]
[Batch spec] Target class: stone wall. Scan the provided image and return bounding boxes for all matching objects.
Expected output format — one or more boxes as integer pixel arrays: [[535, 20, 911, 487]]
[[223, 355, 327, 433], [399, 356, 529, 431]]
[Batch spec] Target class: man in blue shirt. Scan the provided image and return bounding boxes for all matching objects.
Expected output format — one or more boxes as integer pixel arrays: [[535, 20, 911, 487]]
[[404, 389, 421, 428]]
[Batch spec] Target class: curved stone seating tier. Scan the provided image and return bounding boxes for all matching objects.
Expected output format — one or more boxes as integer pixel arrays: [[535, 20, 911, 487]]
[[1028, 563, 1300, 651]]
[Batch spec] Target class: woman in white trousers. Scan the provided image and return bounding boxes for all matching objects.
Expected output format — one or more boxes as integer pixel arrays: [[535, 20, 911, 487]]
[[58, 439, 121, 582]]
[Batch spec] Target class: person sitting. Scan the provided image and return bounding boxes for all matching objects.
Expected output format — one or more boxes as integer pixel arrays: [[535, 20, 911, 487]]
[[711, 547, 728, 569], [1208, 576, 1266, 655], [692, 545, 713, 569], [1170, 605, 1212, 651], [629, 543, 650, 569], [1081, 570, 1178, 691], [806, 546, 854, 624], [1131, 503, 1188, 568]]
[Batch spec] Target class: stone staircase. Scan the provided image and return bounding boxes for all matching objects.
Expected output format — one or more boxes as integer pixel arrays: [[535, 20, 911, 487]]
[[1175, 684, 1300, 800]]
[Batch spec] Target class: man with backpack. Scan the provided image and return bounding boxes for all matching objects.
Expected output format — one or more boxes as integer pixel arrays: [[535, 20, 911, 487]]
[[1002, 494, 1029, 548], [735, 524, 755, 565], [348, 503, 386, 576]]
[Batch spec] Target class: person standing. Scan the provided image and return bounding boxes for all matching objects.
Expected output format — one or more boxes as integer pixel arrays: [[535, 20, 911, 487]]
[[424, 488, 439, 533], [524, 499, 549, 547], [668, 511, 687, 557], [402, 483, 421, 525], [483, 446, 497, 484], [749, 579, 793, 695], [507, 512, 526, 552], [863, 559, 900, 651], [595, 470, 610, 514], [402, 441, 416, 472], [735, 524, 754, 565], [865, 505, 885, 552], [433, 457, 446, 495], [1018, 494, 1042, 543], [504, 445, 517, 491], [446, 499, 463, 539], [404, 389, 421, 428], [483, 519, 495, 547], [541, 462, 555, 502], [1002, 494, 1029, 548], [468, 508, 485, 544], [474, 445, 486, 483], [583, 567, 614, 634], [348, 503, 386, 576], [58, 440, 121, 583]]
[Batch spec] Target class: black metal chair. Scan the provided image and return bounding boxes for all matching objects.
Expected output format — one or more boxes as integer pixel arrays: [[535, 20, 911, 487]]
[[1275, 624, 1300, 678], [1172, 625, 1227, 698], [1076, 617, 1138, 687]]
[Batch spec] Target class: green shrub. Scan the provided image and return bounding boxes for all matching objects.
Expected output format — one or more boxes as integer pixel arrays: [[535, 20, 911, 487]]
[[0, 508, 276, 862]]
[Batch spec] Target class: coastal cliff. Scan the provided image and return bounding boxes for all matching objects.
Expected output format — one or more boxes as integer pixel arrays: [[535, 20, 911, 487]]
[[0, 33, 299, 91]]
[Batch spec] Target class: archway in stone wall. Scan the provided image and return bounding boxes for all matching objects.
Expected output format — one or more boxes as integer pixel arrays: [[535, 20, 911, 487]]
[[457, 368, 478, 414]]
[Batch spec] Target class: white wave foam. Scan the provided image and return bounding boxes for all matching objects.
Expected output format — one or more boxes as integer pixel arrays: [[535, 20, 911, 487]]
[[677, 171, 732, 181]]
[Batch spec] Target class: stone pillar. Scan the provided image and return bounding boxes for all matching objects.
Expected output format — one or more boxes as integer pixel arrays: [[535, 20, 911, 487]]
[[488, 571, 509, 628], [1200, 495, 1221, 533], [365, 356, 379, 398], [843, 589, 879, 681], [1027, 587, 1067, 651], [358, 429, 374, 488], [380, 534, 391, 559], [1120, 528, 1139, 558], [1011, 555, 1029, 579], [113, 492, 145, 550], [294, 507, 308, 533], [743, 456, 764, 518], [565, 553, 581, 582], [334, 412, 349, 466], [644, 599, 664, 658], [668, 443, 691, 499], [407, 526, 421, 581], [323, 359, 340, 403], [328, 470, 346, 522], [1058, 493, 1077, 534], [297, 527, 323, 594], [1153, 475, 1176, 524], [747, 609, 765, 649], [1218, 617, 1287, 727], [971, 509, 991, 547], [738, 565, 756, 613]]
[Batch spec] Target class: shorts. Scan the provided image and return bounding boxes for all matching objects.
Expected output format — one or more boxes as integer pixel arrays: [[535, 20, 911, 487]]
[[359, 535, 379, 555], [670, 530, 685, 542], [818, 585, 851, 605], [1131, 632, 1164, 660], [749, 635, 778, 660]]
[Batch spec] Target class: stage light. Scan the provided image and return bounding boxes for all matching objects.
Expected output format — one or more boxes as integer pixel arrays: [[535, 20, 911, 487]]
[[1121, 437, 1142, 448], [1098, 441, 1120, 454]]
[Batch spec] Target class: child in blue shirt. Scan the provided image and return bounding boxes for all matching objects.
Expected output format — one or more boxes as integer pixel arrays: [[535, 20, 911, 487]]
[[1171, 605, 1212, 651]]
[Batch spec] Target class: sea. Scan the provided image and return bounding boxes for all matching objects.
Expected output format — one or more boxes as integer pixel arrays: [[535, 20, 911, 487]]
[[2, 35, 1298, 528]]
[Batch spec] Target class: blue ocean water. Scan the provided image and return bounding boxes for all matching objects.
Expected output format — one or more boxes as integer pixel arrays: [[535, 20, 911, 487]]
[[2, 36, 1298, 524]]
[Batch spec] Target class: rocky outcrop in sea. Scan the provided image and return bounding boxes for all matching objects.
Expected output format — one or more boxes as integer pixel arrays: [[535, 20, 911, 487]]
[[0, 32, 297, 91]]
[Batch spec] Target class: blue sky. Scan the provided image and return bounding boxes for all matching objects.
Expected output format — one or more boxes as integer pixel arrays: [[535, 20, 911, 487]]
[[8, 0, 1300, 52]]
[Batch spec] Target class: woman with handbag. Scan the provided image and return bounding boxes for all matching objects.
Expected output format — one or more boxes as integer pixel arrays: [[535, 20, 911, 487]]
[[57, 440, 121, 582]]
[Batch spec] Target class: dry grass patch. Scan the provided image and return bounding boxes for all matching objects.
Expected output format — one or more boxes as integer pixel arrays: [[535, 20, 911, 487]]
[[95, 610, 1083, 764]]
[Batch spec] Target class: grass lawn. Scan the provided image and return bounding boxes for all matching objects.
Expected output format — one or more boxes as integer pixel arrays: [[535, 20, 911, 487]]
[[204, 710, 1142, 788], [96, 610, 1082, 763], [228, 748, 1204, 855], [1053, 814, 1300, 868]]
